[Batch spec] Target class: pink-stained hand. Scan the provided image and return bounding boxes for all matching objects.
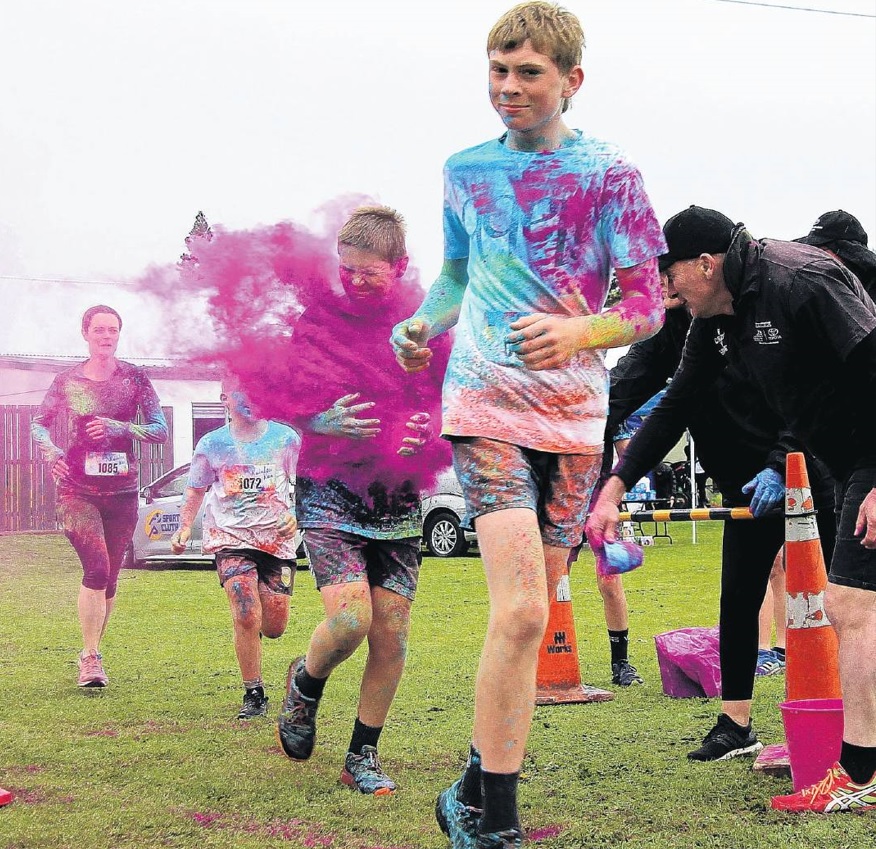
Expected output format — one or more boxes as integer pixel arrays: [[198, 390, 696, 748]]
[[311, 393, 381, 439], [584, 477, 627, 548], [84, 416, 126, 441], [390, 318, 433, 373], [51, 456, 71, 482], [397, 412, 431, 456], [507, 313, 588, 370], [170, 526, 192, 555], [275, 511, 298, 538], [854, 488, 876, 549]]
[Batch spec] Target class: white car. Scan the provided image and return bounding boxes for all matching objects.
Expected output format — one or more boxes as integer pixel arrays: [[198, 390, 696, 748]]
[[124, 464, 476, 568]]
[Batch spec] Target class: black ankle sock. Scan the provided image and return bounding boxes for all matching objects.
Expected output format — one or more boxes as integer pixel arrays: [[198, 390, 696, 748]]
[[479, 770, 520, 834], [458, 744, 483, 808], [295, 665, 327, 701], [719, 713, 750, 732], [348, 717, 382, 755], [608, 629, 629, 665], [840, 741, 876, 784], [772, 646, 786, 661]]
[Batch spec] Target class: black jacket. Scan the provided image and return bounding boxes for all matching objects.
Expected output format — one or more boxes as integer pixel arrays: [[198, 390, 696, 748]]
[[609, 305, 805, 504], [680, 228, 876, 483]]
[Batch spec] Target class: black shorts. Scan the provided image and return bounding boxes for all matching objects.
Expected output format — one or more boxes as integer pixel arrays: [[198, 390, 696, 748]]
[[829, 468, 876, 591]]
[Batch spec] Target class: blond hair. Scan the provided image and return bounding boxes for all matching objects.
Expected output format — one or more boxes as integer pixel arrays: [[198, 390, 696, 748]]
[[488, 2, 585, 113], [337, 205, 407, 264]]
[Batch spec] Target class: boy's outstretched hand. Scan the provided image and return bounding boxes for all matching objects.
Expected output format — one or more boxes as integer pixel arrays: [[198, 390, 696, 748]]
[[390, 318, 432, 373], [397, 412, 431, 456], [311, 393, 381, 439], [507, 313, 587, 370]]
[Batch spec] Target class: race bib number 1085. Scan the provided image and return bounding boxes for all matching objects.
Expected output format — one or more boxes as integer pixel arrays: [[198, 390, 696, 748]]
[[85, 452, 129, 476]]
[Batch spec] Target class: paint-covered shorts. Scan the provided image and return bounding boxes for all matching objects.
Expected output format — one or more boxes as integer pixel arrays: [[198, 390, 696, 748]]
[[56, 488, 139, 598], [302, 527, 421, 601], [214, 548, 294, 595], [829, 468, 876, 591], [450, 436, 602, 549]]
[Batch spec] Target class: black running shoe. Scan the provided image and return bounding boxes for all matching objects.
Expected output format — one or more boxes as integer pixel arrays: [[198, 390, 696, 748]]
[[277, 656, 319, 760], [611, 660, 644, 686], [238, 687, 268, 720], [687, 713, 763, 761]]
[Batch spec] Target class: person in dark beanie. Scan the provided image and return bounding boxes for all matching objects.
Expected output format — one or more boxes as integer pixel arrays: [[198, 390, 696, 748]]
[[588, 205, 876, 813], [794, 210, 876, 299]]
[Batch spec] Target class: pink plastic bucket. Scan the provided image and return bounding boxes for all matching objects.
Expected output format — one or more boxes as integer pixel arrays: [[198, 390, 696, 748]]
[[780, 698, 843, 791]]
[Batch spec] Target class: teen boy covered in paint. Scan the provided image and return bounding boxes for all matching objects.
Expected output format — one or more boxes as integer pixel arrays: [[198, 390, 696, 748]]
[[32, 305, 168, 688], [391, 5, 665, 846], [170, 378, 301, 719], [276, 206, 447, 796]]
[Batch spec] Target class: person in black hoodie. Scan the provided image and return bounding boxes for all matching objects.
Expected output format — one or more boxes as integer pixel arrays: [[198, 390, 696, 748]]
[[589, 206, 876, 812], [794, 209, 876, 299]]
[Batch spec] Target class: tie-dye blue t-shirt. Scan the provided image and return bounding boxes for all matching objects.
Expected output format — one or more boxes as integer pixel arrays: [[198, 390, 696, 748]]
[[441, 130, 666, 453]]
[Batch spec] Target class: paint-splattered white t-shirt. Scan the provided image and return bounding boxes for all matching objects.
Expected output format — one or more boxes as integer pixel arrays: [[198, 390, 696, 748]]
[[188, 421, 301, 558], [441, 131, 666, 453]]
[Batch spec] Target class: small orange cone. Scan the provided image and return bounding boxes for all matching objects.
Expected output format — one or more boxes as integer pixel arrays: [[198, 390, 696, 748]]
[[784, 452, 841, 701], [0, 786, 13, 807], [536, 562, 613, 705]]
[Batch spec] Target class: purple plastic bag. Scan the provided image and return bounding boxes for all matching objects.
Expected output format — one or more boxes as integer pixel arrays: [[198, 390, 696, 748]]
[[596, 540, 644, 576], [654, 626, 722, 698]]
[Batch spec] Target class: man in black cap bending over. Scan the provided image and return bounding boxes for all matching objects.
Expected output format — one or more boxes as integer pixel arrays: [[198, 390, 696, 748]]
[[587, 206, 876, 813]]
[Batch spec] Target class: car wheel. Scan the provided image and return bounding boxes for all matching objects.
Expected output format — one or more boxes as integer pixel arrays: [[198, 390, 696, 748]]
[[121, 541, 144, 569], [424, 511, 469, 558]]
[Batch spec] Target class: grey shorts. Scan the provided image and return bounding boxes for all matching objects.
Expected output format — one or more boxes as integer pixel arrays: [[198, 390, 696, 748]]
[[450, 436, 602, 549], [830, 468, 876, 591], [303, 527, 422, 601]]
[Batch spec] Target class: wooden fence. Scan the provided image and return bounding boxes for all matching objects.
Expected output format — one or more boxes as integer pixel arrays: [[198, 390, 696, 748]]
[[0, 405, 174, 533]]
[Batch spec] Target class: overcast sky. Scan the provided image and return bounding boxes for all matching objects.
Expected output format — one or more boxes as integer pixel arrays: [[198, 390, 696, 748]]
[[1, 0, 874, 359]]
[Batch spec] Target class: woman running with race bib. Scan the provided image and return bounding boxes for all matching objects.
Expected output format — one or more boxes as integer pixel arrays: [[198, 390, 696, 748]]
[[32, 305, 168, 688]]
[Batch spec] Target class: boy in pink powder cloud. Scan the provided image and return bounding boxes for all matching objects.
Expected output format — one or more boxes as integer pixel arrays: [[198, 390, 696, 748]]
[[391, 4, 665, 846], [276, 205, 447, 797]]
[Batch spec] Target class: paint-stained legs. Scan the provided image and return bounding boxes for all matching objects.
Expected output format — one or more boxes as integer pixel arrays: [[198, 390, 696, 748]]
[[306, 581, 374, 679], [357, 586, 412, 728], [473, 507, 549, 774], [225, 572, 276, 682]]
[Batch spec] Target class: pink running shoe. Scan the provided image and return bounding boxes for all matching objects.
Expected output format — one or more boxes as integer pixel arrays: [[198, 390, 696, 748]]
[[78, 650, 108, 688]]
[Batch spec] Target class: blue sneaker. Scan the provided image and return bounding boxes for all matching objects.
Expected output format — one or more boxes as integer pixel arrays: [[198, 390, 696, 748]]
[[340, 746, 397, 796], [277, 656, 319, 760], [476, 828, 523, 848], [755, 648, 784, 677], [435, 778, 481, 849]]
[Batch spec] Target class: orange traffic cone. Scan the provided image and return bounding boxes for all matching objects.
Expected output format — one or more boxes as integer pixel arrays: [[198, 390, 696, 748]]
[[0, 786, 13, 807], [535, 562, 613, 705], [784, 452, 841, 701]]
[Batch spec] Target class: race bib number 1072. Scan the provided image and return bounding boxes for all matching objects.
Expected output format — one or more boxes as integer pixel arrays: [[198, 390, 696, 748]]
[[224, 464, 276, 495]]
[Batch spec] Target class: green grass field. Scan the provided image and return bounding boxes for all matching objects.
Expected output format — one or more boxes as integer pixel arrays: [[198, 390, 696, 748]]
[[0, 529, 868, 848]]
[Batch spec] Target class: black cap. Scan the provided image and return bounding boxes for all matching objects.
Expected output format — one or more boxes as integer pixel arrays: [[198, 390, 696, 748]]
[[795, 210, 868, 247], [658, 206, 736, 272]]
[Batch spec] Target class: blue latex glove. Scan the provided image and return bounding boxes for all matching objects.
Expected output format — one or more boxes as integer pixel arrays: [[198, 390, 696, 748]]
[[741, 467, 785, 517]]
